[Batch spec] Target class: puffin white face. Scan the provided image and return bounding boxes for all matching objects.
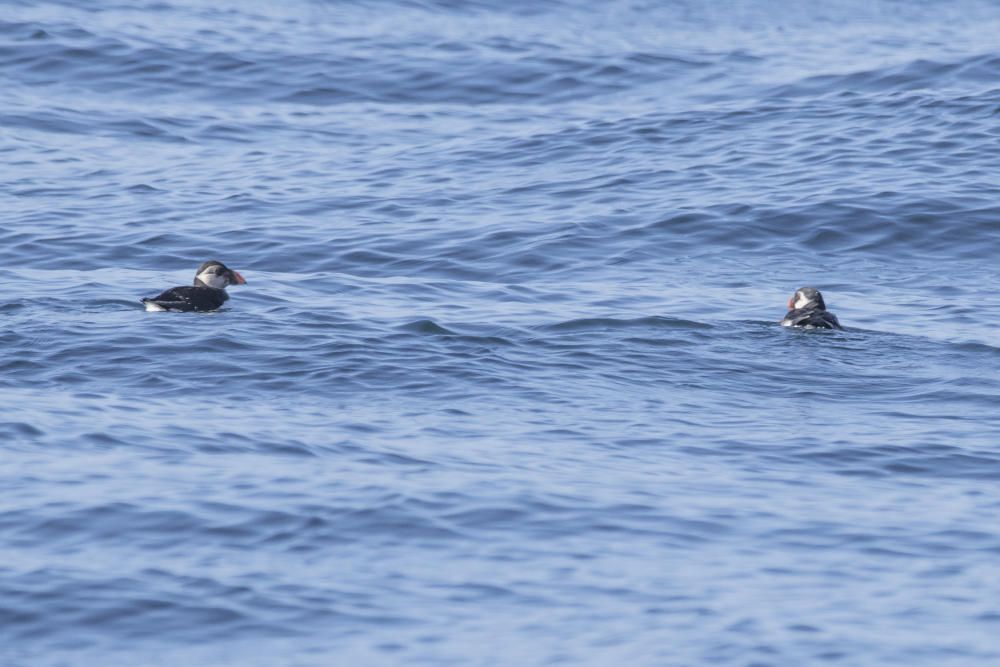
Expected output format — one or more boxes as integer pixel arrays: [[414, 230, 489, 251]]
[[789, 287, 824, 311], [192, 260, 246, 289], [196, 264, 230, 288]]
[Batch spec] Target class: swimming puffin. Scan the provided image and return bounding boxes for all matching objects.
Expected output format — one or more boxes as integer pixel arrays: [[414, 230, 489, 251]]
[[780, 287, 842, 329], [141, 260, 247, 312]]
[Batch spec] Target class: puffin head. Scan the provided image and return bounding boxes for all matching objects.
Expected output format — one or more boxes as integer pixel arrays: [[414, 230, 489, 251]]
[[787, 286, 826, 311], [193, 260, 247, 289]]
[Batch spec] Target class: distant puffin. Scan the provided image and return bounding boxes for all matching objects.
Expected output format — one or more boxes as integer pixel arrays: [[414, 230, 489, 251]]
[[780, 287, 842, 329], [141, 260, 247, 312]]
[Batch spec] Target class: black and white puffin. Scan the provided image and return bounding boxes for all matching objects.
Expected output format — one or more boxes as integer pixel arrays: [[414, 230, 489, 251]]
[[780, 287, 842, 329], [141, 260, 247, 312]]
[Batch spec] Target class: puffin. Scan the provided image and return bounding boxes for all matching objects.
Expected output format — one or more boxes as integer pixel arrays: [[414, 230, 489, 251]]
[[780, 287, 842, 329], [141, 260, 247, 312]]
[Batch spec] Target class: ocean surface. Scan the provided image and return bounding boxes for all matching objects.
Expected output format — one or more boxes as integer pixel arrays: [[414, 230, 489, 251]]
[[3, 1, 1000, 665]]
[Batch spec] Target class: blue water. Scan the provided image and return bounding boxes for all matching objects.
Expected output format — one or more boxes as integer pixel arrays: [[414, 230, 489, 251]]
[[3, 1, 1000, 664]]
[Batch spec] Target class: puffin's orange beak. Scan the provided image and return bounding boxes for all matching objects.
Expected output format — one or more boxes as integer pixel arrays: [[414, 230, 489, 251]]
[[232, 271, 247, 285], [787, 297, 794, 309]]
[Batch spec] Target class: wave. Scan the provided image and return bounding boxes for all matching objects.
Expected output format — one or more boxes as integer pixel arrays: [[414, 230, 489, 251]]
[[768, 53, 1000, 99], [539, 315, 711, 333], [0, 18, 709, 108]]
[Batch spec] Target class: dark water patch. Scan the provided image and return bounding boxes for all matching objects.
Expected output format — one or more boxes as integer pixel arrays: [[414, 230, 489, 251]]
[[0, 422, 44, 438], [0, 568, 308, 644], [541, 315, 712, 333], [397, 318, 458, 336]]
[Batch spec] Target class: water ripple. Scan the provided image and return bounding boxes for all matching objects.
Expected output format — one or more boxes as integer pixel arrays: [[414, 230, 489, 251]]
[[3, 1, 1000, 665]]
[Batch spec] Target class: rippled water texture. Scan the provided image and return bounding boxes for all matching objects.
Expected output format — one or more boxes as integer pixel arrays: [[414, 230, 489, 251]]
[[3, 1, 1000, 665]]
